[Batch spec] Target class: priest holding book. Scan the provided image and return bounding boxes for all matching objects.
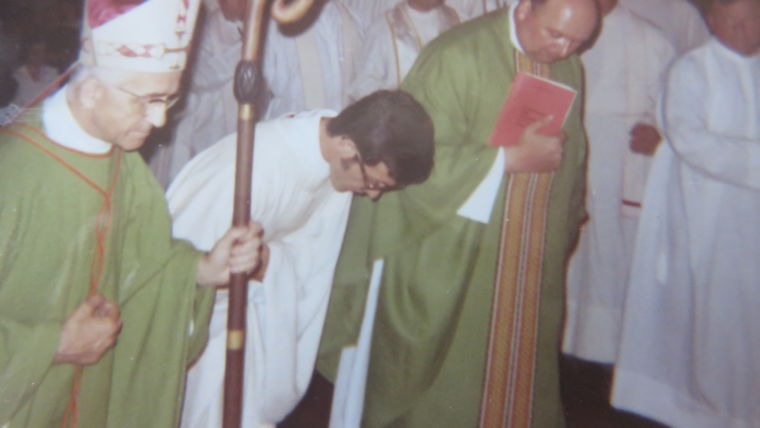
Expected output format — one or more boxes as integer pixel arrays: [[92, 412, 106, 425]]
[[317, 0, 597, 426]]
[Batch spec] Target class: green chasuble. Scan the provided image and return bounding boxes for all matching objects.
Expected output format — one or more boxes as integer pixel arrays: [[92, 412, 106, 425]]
[[0, 111, 215, 427], [318, 9, 586, 428]]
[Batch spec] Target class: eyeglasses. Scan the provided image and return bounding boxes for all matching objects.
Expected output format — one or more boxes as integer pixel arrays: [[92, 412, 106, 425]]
[[113, 85, 180, 112], [355, 153, 393, 192]]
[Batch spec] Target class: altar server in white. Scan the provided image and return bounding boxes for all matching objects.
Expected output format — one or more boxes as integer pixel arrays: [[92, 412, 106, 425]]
[[620, 0, 709, 54], [611, 0, 760, 426], [12, 37, 59, 107], [148, 0, 360, 187], [261, 0, 360, 119], [347, 0, 460, 101], [562, 0, 675, 363], [167, 90, 434, 428], [342, 0, 506, 34], [447, 0, 508, 21], [341, 0, 399, 30]]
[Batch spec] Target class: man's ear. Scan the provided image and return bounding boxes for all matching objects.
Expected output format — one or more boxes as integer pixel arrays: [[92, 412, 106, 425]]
[[74, 77, 105, 110], [336, 136, 359, 159], [515, 0, 531, 21]]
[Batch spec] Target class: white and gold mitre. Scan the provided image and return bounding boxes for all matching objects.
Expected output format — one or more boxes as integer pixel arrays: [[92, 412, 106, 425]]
[[79, 0, 202, 72]]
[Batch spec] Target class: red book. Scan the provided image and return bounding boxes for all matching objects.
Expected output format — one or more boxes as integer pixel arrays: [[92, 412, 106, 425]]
[[489, 72, 577, 147]]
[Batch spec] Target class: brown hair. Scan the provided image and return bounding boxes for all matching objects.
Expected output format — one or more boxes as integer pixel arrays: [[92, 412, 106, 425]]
[[327, 90, 435, 186]]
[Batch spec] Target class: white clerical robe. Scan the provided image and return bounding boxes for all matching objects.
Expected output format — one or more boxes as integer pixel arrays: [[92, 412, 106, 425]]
[[262, 0, 360, 119], [167, 111, 352, 427], [620, 0, 709, 54], [447, 0, 508, 21], [611, 39, 760, 428], [341, 0, 400, 31], [347, 2, 460, 101], [562, 5, 675, 364], [148, 0, 359, 187]]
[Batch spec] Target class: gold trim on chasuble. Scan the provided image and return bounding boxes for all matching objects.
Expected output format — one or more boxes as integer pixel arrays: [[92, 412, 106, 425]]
[[2, 124, 122, 428], [478, 52, 553, 428]]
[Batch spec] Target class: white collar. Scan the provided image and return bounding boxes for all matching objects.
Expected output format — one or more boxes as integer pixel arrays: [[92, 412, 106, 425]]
[[42, 87, 113, 154], [509, 3, 525, 54], [404, 2, 445, 19], [711, 37, 760, 65]]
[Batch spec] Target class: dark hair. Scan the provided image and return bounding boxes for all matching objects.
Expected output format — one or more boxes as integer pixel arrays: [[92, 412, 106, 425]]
[[327, 90, 434, 186], [0, 72, 17, 107]]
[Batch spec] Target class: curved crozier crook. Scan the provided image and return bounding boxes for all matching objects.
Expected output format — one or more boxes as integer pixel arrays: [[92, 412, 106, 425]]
[[270, 0, 314, 24]]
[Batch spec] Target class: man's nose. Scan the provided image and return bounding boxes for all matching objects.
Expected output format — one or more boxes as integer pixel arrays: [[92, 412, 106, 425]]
[[146, 103, 168, 128], [556, 38, 572, 57]]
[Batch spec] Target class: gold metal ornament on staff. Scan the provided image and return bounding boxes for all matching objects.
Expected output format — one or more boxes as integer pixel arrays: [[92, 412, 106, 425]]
[[224, 0, 313, 426]]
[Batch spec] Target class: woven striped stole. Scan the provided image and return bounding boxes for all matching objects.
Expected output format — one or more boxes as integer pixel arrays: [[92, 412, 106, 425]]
[[478, 51, 554, 428]]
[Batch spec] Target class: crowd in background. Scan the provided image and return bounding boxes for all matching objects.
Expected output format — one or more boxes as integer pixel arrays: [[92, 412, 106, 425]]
[[0, 0, 709, 117], [0, 0, 80, 122]]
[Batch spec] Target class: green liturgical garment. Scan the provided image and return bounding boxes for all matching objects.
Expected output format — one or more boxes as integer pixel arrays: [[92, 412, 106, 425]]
[[0, 112, 214, 427], [318, 9, 587, 428]]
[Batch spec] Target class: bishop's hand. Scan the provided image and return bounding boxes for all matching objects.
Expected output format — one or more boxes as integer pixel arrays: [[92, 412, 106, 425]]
[[196, 222, 264, 288], [54, 294, 122, 366]]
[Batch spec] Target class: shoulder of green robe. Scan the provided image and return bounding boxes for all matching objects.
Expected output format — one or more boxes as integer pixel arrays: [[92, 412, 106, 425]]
[[0, 115, 52, 185], [420, 8, 511, 61], [550, 54, 584, 90]]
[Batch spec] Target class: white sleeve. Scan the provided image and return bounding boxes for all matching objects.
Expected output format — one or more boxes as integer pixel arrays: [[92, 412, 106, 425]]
[[641, 29, 676, 125], [457, 148, 506, 223], [663, 54, 760, 189], [254, 195, 351, 422]]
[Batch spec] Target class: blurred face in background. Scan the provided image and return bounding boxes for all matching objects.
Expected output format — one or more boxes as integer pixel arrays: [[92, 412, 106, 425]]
[[707, 0, 760, 56]]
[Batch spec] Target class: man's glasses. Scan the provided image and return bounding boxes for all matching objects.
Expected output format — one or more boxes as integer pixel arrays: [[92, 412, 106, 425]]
[[355, 153, 392, 192], [114, 86, 180, 112]]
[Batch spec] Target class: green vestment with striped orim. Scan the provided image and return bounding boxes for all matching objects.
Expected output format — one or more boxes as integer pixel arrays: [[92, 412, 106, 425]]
[[318, 9, 587, 428], [0, 111, 215, 427]]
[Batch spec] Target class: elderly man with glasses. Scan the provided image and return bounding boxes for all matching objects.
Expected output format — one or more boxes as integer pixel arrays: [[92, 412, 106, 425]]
[[0, 0, 263, 426]]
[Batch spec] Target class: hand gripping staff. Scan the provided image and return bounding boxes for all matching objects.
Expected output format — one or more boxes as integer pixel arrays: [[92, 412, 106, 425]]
[[224, 0, 313, 426]]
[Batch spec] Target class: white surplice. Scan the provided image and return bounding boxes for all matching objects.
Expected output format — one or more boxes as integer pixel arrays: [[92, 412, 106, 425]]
[[341, 0, 400, 31], [148, 0, 359, 187], [620, 0, 709, 54], [341, 0, 505, 36], [562, 5, 675, 363], [347, 1, 460, 101], [262, 0, 360, 120], [446, 0, 508, 21], [167, 111, 352, 428], [611, 39, 760, 428]]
